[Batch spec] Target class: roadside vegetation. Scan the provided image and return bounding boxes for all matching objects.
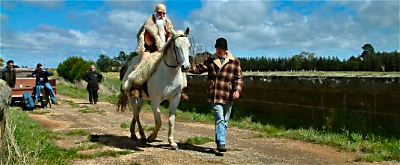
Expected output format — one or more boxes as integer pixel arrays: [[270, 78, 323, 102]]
[[5, 72, 399, 163], [4, 107, 138, 164], [4, 108, 77, 165]]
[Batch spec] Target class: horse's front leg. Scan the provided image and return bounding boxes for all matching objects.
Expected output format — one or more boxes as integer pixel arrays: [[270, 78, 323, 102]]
[[167, 94, 180, 150], [147, 101, 162, 143]]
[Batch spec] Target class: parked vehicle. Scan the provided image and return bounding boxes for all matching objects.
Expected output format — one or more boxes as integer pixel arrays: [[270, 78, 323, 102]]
[[11, 68, 57, 108]]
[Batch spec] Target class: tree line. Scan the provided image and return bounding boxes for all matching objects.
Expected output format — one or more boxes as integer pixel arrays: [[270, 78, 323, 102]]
[[239, 50, 400, 72], [55, 43, 398, 82], [192, 43, 400, 72]]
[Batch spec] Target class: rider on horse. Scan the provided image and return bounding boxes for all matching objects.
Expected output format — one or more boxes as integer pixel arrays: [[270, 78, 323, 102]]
[[129, 3, 188, 100]]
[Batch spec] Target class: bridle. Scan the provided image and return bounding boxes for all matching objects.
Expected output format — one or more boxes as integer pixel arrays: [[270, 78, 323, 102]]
[[163, 34, 186, 68]]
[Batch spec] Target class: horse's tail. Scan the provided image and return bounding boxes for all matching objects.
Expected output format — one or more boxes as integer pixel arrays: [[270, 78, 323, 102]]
[[117, 64, 129, 112]]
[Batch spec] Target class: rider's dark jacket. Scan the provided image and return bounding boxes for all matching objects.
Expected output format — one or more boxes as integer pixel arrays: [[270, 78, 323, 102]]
[[32, 69, 52, 84]]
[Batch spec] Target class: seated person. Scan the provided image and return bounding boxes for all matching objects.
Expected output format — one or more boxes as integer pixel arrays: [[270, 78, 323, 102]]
[[32, 63, 56, 104]]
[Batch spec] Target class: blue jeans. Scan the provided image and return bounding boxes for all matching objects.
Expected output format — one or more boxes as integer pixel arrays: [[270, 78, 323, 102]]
[[212, 103, 233, 145], [35, 82, 56, 102]]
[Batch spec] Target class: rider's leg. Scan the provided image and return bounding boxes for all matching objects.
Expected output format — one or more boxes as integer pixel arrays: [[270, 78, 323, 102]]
[[44, 82, 56, 103], [34, 83, 41, 101], [131, 50, 152, 98], [139, 51, 151, 63]]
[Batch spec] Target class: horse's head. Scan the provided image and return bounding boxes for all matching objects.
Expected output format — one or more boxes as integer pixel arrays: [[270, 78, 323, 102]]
[[170, 27, 191, 72]]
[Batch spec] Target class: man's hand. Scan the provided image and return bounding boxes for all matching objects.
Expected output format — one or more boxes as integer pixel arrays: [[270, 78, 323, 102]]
[[233, 91, 240, 99], [157, 47, 163, 52]]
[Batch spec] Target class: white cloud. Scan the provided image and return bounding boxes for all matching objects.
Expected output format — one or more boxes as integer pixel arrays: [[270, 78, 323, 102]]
[[22, 0, 63, 8], [184, 0, 398, 59]]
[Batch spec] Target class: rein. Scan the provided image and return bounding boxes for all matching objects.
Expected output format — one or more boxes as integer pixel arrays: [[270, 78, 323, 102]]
[[163, 35, 186, 68]]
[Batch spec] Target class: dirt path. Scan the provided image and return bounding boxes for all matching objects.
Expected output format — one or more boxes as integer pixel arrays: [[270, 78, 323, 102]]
[[26, 95, 393, 165]]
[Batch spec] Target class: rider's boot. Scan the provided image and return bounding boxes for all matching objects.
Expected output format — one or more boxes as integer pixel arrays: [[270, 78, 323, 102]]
[[131, 88, 140, 98], [180, 72, 188, 101]]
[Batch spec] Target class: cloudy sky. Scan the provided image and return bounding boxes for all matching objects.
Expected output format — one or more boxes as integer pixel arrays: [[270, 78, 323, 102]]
[[1, 0, 399, 68]]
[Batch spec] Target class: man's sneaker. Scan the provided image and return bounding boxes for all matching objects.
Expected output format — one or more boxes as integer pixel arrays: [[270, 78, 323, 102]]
[[94, 102, 97, 104], [34, 100, 39, 104], [52, 100, 59, 105], [217, 144, 227, 152]]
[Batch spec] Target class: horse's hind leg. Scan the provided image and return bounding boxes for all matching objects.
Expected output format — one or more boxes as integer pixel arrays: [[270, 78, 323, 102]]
[[167, 96, 180, 150], [128, 97, 146, 141], [136, 98, 146, 142]]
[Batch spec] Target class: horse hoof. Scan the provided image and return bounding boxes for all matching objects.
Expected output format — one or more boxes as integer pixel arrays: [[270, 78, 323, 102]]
[[140, 138, 147, 144], [171, 145, 179, 150], [146, 137, 153, 143], [130, 135, 138, 140]]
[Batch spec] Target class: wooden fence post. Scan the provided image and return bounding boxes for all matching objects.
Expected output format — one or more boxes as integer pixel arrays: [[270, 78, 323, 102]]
[[0, 80, 12, 164]]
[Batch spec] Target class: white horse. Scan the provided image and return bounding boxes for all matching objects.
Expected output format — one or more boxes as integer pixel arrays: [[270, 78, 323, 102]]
[[118, 27, 190, 150]]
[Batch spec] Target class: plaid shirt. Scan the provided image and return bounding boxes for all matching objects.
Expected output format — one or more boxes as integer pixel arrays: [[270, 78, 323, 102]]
[[189, 52, 243, 104]]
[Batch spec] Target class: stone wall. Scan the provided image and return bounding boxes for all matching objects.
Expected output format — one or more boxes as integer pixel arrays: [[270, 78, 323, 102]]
[[0, 80, 12, 164], [186, 73, 400, 131]]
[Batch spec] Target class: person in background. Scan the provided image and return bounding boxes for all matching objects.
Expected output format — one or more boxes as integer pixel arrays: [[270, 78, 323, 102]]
[[82, 65, 103, 104], [0, 60, 17, 88], [32, 63, 57, 104], [189, 38, 244, 152]]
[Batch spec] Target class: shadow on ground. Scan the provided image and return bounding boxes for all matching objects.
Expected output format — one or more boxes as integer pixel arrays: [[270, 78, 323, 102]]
[[90, 134, 223, 156]]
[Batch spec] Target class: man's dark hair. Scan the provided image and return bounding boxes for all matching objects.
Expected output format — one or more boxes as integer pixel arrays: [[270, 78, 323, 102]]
[[6, 60, 14, 65], [36, 63, 42, 68]]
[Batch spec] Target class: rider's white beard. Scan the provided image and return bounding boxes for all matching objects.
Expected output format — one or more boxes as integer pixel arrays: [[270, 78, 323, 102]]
[[155, 15, 166, 43]]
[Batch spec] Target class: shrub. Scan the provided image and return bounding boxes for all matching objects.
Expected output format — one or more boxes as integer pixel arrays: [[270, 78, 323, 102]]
[[57, 56, 95, 82]]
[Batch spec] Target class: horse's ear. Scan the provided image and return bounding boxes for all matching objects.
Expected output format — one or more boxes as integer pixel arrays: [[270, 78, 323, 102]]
[[184, 27, 190, 36]]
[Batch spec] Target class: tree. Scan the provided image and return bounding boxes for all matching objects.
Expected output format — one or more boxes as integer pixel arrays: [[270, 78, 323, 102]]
[[291, 51, 316, 70], [0, 58, 4, 67], [189, 37, 210, 64], [193, 51, 212, 64], [114, 51, 128, 63], [96, 54, 113, 72], [57, 56, 94, 82], [360, 43, 375, 58]]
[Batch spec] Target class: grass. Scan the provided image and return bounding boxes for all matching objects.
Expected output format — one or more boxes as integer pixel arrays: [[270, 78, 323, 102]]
[[78, 106, 106, 114], [76, 150, 132, 159], [73, 143, 104, 151], [120, 122, 131, 128], [4, 107, 77, 165], [180, 136, 214, 145], [57, 77, 119, 105], [65, 129, 91, 136], [62, 100, 106, 114]]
